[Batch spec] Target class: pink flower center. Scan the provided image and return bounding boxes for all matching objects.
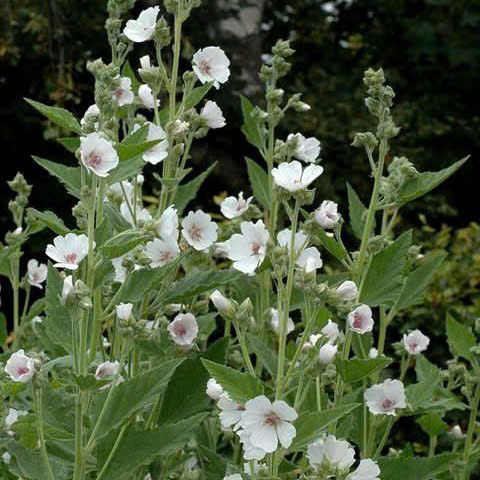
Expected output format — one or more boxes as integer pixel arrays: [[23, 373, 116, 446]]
[[409, 342, 418, 351], [265, 414, 278, 426], [113, 88, 124, 99], [189, 225, 203, 241], [198, 60, 212, 75], [382, 398, 394, 410], [160, 250, 173, 263], [65, 253, 78, 264], [88, 154, 102, 167], [174, 323, 187, 337], [32, 272, 40, 282], [17, 366, 29, 376], [251, 242, 261, 255], [352, 313, 364, 329]]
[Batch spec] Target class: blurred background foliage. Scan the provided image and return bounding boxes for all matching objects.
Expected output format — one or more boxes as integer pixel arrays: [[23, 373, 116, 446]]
[[0, 0, 479, 362]]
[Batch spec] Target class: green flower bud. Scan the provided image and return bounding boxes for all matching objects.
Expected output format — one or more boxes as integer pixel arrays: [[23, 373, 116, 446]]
[[351, 132, 378, 150]]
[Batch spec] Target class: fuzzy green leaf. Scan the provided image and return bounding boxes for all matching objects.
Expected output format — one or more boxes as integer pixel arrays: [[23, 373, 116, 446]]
[[33, 156, 82, 198], [377, 454, 458, 480], [335, 356, 392, 383], [57, 137, 80, 153], [183, 82, 213, 111], [446, 313, 476, 361], [246, 156, 271, 209], [240, 95, 265, 150], [27, 208, 70, 236], [25, 98, 82, 134], [246, 334, 278, 376], [99, 230, 145, 259], [347, 182, 368, 240], [417, 413, 448, 437]]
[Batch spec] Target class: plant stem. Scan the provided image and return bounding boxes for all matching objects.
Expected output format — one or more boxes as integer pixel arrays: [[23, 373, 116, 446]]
[[460, 383, 480, 480], [232, 320, 256, 376], [373, 417, 394, 460], [96, 424, 127, 480]]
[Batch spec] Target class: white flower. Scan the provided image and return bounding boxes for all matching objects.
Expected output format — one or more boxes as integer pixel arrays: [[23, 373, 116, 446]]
[[120, 201, 152, 226], [224, 475, 242, 480], [221, 192, 252, 219], [80, 132, 119, 177], [270, 308, 294, 335], [304, 333, 322, 350], [181, 210, 218, 251], [288, 133, 321, 163], [138, 84, 159, 110], [348, 305, 374, 334], [135, 122, 168, 165], [137, 174, 145, 185], [277, 228, 308, 254], [81, 104, 100, 126], [5, 408, 28, 436], [313, 200, 340, 229], [451, 425, 463, 439], [116, 303, 133, 320], [138, 55, 153, 76], [112, 77, 134, 106], [95, 361, 120, 380], [112, 256, 127, 283], [347, 459, 381, 480], [46, 233, 90, 270], [108, 179, 135, 204], [206, 378, 224, 400], [307, 435, 355, 470], [213, 241, 230, 258], [272, 161, 324, 192], [4, 350, 36, 383], [156, 205, 179, 242], [123, 6, 159, 42], [145, 238, 180, 268], [228, 220, 269, 274], [200, 100, 226, 128], [240, 395, 298, 452], [27, 259, 47, 289], [192, 46, 231, 89], [319, 344, 338, 365], [336, 281, 358, 301], [2, 452, 11, 464], [369, 348, 378, 359], [217, 394, 244, 429], [298, 247, 323, 272], [144, 475, 152, 480], [167, 313, 198, 346], [238, 430, 267, 461], [210, 290, 232, 314], [174, 120, 190, 134], [61, 275, 74, 305], [402, 329, 430, 355], [364, 379, 406, 416], [321, 320, 340, 344], [244, 460, 262, 475]]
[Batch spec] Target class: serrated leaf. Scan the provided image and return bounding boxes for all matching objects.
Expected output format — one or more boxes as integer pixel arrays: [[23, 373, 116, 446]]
[[446, 313, 476, 361], [246, 334, 278, 376], [33, 156, 82, 198], [99, 414, 207, 480], [159, 338, 229, 423], [57, 137, 80, 153], [335, 356, 392, 383], [245, 156, 271, 209], [183, 82, 213, 111], [417, 413, 448, 437], [99, 230, 145, 259], [377, 453, 458, 480], [201, 359, 264, 404], [27, 208, 70, 236], [393, 156, 469, 206], [359, 230, 411, 307], [347, 182, 368, 240], [288, 404, 360, 452], [174, 162, 217, 215], [163, 269, 243, 303], [91, 358, 183, 442], [95, 216, 114, 247], [311, 223, 348, 262], [25, 98, 82, 134], [395, 252, 447, 310], [240, 95, 265, 150]]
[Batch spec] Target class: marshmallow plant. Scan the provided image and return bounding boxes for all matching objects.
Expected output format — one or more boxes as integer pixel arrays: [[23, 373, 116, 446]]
[[0, 1, 474, 480]]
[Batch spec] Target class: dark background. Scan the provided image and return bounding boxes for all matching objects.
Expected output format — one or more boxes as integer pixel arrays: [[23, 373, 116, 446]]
[[0, 0, 479, 295]]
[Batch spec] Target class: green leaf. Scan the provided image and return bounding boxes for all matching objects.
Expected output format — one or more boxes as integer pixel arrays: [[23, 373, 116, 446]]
[[288, 404, 360, 452], [393, 156, 469, 207], [407, 356, 441, 410], [116, 140, 163, 162], [245, 156, 271, 209], [347, 182, 368, 240], [103, 203, 131, 232], [311, 222, 348, 263], [99, 414, 207, 480], [446, 313, 476, 361], [377, 454, 458, 480], [246, 334, 278, 376], [0, 312, 7, 347], [417, 413, 448, 437], [395, 252, 447, 310], [164, 269, 243, 303], [240, 95, 265, 150], [121, 124, 149, 144], [95, 216, 114, 247], [183, 82, 213, 111], [27, 208, 70, 236], [91, 358, 183, 442], [201, 359, 264, 404], [121, 60, 140, 92], [159, 338, 228, 423], [335, 356, 392, 383], [100, 230, 145, 259], [33, 156, 82, 198], [25, 98, 82, 134], [359, 230, 411, 307], [57, 137, 80, 153], [174, 162, 217, 215]]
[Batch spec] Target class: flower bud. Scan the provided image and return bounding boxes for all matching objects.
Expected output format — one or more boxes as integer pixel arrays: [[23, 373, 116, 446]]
[[319, 343, 338, 365], [351, 132, 378, 150], [210, 290, 233, 315], [335, 281, 358, 302]]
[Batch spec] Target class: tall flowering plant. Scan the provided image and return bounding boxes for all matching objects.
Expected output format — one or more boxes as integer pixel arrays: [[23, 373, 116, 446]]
[[0, 1, 476, 480]]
